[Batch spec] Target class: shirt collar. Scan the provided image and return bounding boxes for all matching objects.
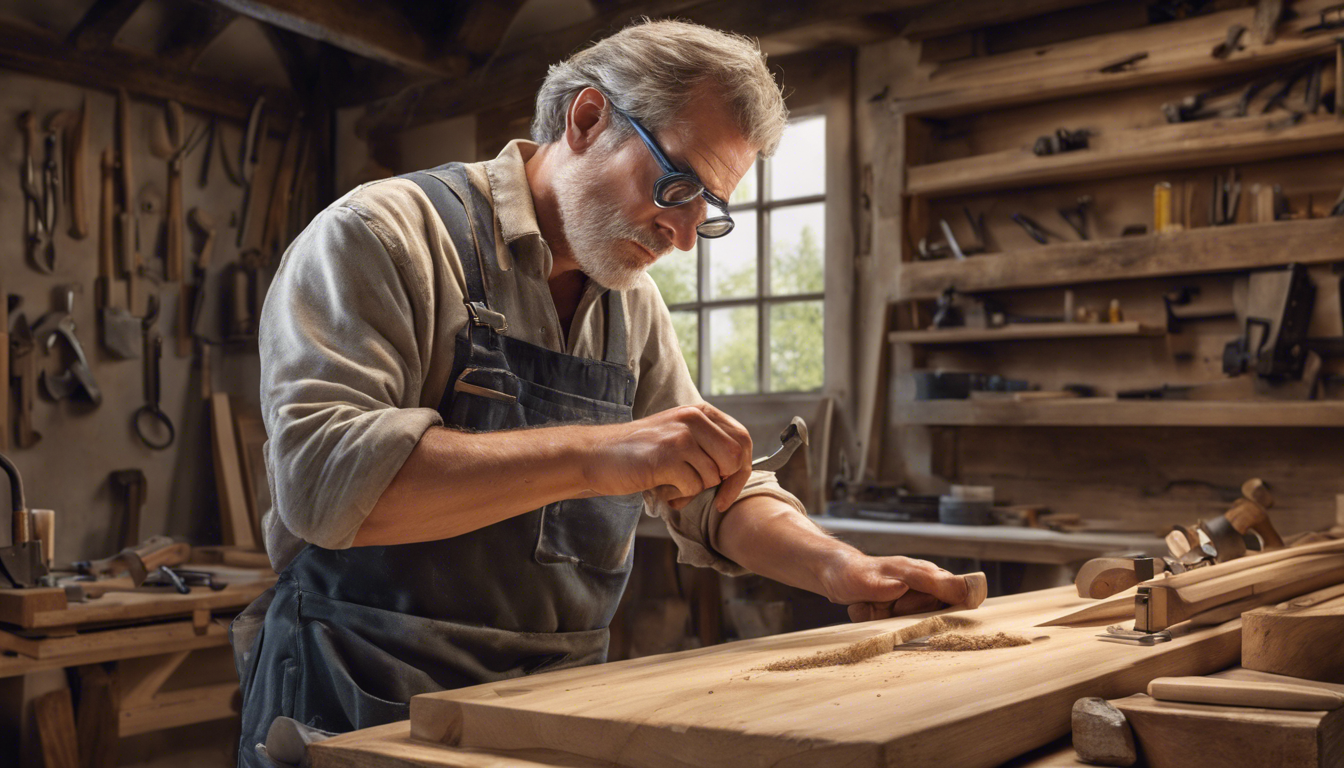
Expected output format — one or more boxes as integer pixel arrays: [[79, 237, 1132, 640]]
[[483, 139, 543, 247]]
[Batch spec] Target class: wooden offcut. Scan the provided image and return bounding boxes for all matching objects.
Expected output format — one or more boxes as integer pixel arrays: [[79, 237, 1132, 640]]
[[210, 392, 257, 550], [410, 587, 1240, 768], [1243, 584, 1344, 683], [33, 688, 80, 768]]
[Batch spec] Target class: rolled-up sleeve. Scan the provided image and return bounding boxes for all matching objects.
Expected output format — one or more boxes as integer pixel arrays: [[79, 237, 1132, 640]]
[[260, 204, 443, 551], [629, 276, 809, 576]]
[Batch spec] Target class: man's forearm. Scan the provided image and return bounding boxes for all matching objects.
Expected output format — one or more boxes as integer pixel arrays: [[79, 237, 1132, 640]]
[[352, 424, 593, 546], [713, 495, 857, 598]]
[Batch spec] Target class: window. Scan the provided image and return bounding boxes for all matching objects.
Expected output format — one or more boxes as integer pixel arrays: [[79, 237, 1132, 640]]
[[649, 114, 826, 396]]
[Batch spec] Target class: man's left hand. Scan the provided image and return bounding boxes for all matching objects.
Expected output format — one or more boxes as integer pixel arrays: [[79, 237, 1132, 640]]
[[817, 552, 970, 622]]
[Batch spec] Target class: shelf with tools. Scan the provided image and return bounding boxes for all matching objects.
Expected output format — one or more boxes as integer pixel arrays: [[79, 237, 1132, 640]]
[[906, 112, 1344, 198], [892, 400, 1344, 428], [888, 320, 1163, 344], [896, 216, 1344, 301]]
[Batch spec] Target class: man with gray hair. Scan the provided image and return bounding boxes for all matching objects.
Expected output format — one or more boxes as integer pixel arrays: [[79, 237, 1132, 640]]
[[237, 18, 969, 766]]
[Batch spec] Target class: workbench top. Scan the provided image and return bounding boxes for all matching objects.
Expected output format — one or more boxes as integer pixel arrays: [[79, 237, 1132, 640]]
[[310, 585, 1240, 768]]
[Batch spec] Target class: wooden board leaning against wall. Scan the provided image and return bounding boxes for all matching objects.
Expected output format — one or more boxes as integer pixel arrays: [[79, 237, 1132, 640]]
[[854, 0, 1344, 537]]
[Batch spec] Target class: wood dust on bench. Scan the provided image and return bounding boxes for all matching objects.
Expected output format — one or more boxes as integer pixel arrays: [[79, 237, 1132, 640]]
[[761, 615, 1030, 672]]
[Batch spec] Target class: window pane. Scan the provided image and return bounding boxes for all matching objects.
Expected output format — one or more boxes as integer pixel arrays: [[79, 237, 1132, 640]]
[[770, 203, 825, 295], [647, 245, 698, 305], [769, 115, 825, 201], [769, 301, 824, 392], [708, 305, 758, 395], [670, 310, 699, 385], [729, 158, 757, 205], [706, 210, 757, 300]]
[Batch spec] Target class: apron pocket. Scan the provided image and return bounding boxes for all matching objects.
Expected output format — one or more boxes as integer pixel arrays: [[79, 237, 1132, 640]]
[[536, 493, 643, 573]]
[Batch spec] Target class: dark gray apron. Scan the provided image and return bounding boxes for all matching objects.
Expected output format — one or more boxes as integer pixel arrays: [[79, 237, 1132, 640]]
[[235, 164, 641, 766]]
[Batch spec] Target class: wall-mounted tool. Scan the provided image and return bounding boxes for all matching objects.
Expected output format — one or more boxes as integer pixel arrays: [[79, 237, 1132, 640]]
[[33, 286, 101, 407], [0, 451, 48, 588], [8, 305, 41, 448], [1011, 213, 1056, 244], [180, 208, 217, 358], [18, 112, 59, 274], [1211, 23, 1246, 58], [1032, 127, 1091, 156], [110, 469, 147, 549], [223, 249, 264, 342], [47, 100, 88, 240], [1058, 196, 1092, 240], [1303, 3, 1344, 34], [150, 100, 205, 284], [116, 89, 142, 313], [1210, 167, 1241, 226], [1223, 263, 1315, 379], [133, 298, 174, 450], [97, 149, 140, 359], [235, 96, 266, 248]]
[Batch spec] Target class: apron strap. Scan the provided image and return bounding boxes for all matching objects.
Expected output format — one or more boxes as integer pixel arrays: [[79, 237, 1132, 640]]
[[603, 290, 627, 366], [399, 165, 489, 311]]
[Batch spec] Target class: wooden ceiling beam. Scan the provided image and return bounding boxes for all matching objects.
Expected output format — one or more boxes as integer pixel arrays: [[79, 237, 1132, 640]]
[[205, 0, 468, 78], [159, 3, 238, 68], [357, 0, 930, 134], [0, 17, 296, 123], [901, 0, 1109, 40], [453, 0, 529, 63], [67, 0, 146, 50]]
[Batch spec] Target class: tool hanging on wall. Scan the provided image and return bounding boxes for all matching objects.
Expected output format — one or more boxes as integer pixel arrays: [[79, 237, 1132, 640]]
[[1058, 196, 1093, 240], [116, 89, 143, 314], [47, 100, 88, 241], [33, 286, 101, 407], [1223, 263, 1315, 380], [8, 302, 41, 449], [180, 208, 216, 358], [223, 249, 264, 342], [18, 112, 59, 274], [150, 100, 205, 284], [236, 96, 266, 248], [109, 469, 147, 549], [0, 451, 48, 588], [133, 297, 174, 450], [1032, 127, 1091, 156], [97, 149, 140, 359]]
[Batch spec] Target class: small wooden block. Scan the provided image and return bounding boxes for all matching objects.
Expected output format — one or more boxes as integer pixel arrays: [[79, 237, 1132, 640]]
[[1243, 585, 1344, 683]]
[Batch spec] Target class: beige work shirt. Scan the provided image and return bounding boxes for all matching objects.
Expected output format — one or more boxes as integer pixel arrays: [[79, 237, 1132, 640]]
[[259, 139, 805, 575]]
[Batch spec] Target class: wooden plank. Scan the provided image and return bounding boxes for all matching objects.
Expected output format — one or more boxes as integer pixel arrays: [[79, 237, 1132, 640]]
[[1243, 585, 1344, 682], [0, 18, 297, 124], [1138, 558, 1344, 632], [0, 588, 68, 627], [890, 321, 1162, 344], [0, 575, 271, 633], [410, 586, 1242, 768], [66, 0, 145, 50], [907, 114, 1344, 197], [902, 0, 1104, 40], [209, 0, 467, 78], [360, 0, 926, 132], [118, 681, 240, 737], [890, 0, 1343, 117], [33, 688, 80, 768], [1112, 670, 1344, 768], [898, 217, 1344, 301], [0, 620, 230, 679], [892, 400, 1344, 428], [211, 392, 257, 550], [310, 721, 604, 768]]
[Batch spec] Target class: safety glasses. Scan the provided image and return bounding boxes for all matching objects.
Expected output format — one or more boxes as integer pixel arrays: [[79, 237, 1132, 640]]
[[612, 107, 735, 239]]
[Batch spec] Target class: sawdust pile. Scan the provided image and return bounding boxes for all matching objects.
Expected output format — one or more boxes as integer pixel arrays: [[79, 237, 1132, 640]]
[[924, 631, 1030, 651], [761, 615, 981, 672]]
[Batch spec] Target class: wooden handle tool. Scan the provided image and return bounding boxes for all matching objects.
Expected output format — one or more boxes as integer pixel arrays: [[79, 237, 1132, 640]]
[[69, 99, 88, 239], [1148, 676, 1344, 711]]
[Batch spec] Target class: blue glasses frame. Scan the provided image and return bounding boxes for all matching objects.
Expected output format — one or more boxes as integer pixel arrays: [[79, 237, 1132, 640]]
[[611, 107, 735, 239]]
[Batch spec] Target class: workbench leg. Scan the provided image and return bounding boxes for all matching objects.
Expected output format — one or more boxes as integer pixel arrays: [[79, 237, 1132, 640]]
[[0, 668, 69, 768], [32, 688, 78, 768], [76, 664, 119, 768]]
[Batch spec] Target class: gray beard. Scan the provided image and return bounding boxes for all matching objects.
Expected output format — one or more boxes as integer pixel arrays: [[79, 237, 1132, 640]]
[[554, 157, 669, 291]]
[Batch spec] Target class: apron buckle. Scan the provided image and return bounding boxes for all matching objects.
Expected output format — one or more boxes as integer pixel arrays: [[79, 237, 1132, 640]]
[[466, 301, 509, 334]]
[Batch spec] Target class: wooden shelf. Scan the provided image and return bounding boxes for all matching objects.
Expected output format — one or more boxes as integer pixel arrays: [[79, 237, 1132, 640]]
[[888, 0, 1339, 117], [907, 114, 1344, 198], [889, 321, 1162, 344], [897, 217, 1344, 301], [894, 400, 1344, 427]]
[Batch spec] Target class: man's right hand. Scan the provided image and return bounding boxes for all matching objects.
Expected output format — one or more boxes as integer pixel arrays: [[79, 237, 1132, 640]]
[[582, 403, 753, 513]]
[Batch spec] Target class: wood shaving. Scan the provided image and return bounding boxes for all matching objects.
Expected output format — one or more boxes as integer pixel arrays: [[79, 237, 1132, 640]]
[[761, 615, 979, 672], [924, 631, 1030, 651]]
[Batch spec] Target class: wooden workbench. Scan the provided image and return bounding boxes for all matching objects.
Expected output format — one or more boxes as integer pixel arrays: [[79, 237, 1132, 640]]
[[309, 585, 1240, 768]]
